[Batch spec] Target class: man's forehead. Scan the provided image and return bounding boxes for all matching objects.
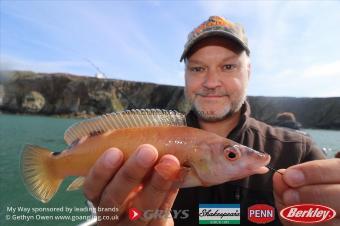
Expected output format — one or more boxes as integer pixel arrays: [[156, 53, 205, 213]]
[[185, 36, 245, 61]]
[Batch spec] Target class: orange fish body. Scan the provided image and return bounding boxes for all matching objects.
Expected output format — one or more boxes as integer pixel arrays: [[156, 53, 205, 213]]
[[52, 126, 216, 177], [21, 109, 270, 203]]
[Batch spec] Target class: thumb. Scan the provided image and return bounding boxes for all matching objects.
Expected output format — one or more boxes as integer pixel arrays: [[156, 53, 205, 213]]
[[273, 169, 295, 226], [273, 169, 288, 205]]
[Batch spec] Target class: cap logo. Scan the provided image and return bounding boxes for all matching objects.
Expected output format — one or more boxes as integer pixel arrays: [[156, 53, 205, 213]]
[[180, 16, 250, 61], [193, 16, 235, 38]]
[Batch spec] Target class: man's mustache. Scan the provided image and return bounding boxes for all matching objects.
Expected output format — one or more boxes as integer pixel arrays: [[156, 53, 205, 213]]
[[196, 89, 229, 97]]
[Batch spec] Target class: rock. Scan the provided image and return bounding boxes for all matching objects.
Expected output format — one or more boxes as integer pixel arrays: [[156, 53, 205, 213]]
[[0, 84, 4, 107], [0, 71, 339, 130], [21, 91, 45, 113], [248, 96, 340, 130], [88, 90, 122, 113], [272, 112, 302, 130], [335, 152, 340, 158]]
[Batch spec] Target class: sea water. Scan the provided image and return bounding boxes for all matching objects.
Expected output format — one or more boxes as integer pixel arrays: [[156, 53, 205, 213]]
[[0, 114, 88, 226], [304, 129, 340, 157]]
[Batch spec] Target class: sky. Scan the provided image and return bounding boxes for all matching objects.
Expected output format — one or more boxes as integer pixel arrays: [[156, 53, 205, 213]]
[[1, 0, 340, 97]]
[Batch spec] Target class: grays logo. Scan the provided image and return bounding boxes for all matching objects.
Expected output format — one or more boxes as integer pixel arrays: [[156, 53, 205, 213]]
[[143, 209, 189, 220]]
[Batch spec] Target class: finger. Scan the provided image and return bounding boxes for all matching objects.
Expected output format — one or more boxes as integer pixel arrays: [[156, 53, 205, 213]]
[[272, 169, 288, 199], [272, 169, 289, 221], [83, 148, 123, 206], [149, 185, 179, 226], [282, 184, 340, 212], [274, 169, 340, 226], [122, 155, 180, 226], [154, 155, 181, 180], [136, 155, 180, 208], [283, 158, 340, 187], [99, 144, 158, 211], [160, 185, 180, 210]]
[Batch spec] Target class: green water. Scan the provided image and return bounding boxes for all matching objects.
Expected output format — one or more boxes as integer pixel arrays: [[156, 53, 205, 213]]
[[304, 129, 340, 157], [0, 114, 90, 226], [0, 114, 339, 226]]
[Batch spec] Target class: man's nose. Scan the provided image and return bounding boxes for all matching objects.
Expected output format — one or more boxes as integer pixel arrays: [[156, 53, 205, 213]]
[[203, 69, 221, 89]]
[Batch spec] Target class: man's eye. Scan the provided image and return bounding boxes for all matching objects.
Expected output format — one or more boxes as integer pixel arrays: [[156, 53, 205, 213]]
[[222, 64, 236, 71], [190, 67, 205, 72]]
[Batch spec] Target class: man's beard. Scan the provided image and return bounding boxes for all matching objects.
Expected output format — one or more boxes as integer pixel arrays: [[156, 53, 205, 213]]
[[189, 88, 247, 122]]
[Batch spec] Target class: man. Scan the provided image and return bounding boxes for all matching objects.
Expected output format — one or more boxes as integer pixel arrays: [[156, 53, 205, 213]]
[[83, 16, 340, 226]]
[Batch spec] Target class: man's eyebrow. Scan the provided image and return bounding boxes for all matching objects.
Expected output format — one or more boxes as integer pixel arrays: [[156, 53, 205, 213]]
[[221, 55, 239, 62], [187, 55, 239, 65], [186, 59, 206, 65]]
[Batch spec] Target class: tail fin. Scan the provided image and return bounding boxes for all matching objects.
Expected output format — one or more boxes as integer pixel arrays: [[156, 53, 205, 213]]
[[21, 144, 63, 203]]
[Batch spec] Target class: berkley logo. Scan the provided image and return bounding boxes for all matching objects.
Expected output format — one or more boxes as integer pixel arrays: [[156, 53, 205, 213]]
[[280, 204, 336, 223], [248, 204, 275, 224]]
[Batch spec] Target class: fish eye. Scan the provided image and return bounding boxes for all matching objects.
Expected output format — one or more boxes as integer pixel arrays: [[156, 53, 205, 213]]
[[224, 145, 240, 161], [227, 151, 236, 159]]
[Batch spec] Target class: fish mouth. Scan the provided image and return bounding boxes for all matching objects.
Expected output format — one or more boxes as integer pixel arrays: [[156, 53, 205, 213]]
[[243, 147, 271, 175], [241, 145, 268, 156], [240, 145, 271, 165]]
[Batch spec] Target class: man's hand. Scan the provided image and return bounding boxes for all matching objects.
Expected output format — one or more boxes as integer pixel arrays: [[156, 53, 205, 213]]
[[83, 144, 181, 226], [273, 158, 340, 226]]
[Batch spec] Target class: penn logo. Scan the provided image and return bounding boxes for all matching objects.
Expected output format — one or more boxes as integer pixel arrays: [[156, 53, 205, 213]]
[[280, 204, 336, 223], [248, 204, 275, 224]]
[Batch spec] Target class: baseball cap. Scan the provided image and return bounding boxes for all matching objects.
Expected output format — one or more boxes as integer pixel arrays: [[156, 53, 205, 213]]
[[180, 16, 250, 62]]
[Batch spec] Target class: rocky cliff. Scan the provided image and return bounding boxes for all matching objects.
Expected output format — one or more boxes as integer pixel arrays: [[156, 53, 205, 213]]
[[1, 71, 339, 129]]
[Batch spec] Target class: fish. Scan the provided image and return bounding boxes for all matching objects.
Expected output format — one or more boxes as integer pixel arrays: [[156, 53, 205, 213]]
[[20, 109, 271, 203]]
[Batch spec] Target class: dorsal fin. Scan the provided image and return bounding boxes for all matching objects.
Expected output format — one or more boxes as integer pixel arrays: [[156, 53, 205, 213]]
[[64, 109, 187, 145]]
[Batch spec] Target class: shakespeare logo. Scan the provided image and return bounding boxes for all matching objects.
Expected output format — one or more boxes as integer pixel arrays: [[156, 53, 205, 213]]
[[199, 204, 240, 224]]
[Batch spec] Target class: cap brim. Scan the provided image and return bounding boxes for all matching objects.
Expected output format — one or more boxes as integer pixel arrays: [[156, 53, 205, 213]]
[[180, 30, 250, 62]]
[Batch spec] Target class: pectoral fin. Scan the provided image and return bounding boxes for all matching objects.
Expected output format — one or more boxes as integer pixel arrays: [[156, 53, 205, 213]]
[[179, 168, 210, 188], [67, 177, 85, 191]]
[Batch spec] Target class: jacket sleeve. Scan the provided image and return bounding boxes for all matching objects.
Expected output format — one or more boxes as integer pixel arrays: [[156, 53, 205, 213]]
[[301, 136, 326, 162]]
